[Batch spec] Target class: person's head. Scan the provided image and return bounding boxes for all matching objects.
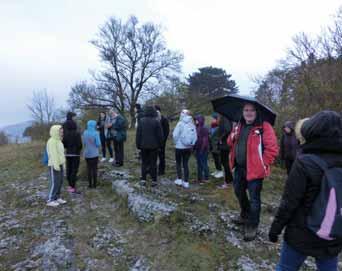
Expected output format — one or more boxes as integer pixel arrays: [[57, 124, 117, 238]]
[[67, 112, 76, 121], [195, 115, 205, 127], [283, 121, 294, 134], [135, 103, 141, 113], [50, 125, 63, 140], [87, 120, 97, 131], [99, 112, 106, 119], [155, 105, 161, 112], [109, 109, 117, 118], [301, 110, 342, 143], [242, 103, 257, 124], [211, 112, 218, 121]]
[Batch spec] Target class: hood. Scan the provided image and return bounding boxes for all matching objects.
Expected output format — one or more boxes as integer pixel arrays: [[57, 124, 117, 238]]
[[86, 120, 97, 131], [50, 125, 62, 140], [180, 112, 193, 124], [66, 112, 76, 121], [195, 115, 205, 127], [301, 110, 342, 142], [64, 119, 77, 130], [283, 121, 294, 130], [143, 106, 157, 118]]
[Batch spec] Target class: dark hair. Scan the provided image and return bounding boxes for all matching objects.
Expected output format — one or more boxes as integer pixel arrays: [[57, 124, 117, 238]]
[[155, 105, 161, 112], [241, 103, 263, 126], [135, 103, 141, 110]]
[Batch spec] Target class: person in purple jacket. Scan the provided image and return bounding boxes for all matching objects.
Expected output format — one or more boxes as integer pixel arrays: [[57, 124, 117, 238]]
[[194, 115, 210, 184]]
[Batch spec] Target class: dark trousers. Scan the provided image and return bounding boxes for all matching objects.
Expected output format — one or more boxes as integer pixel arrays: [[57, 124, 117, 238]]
[[285, 159, 294, 175], [158, 144, 166, 175], [114, 140, 124, 165], [276, 241, 338, 271], [48, 166, 63, 201], [233, 166, 263, 227], [66, 156, 80, 188], [175, 149, 191, 182], [141, 149, 158, 182], [196, 151, 209, 180], [220, 149, 233, 183], [86, 157, 98, 188], [212, 152, 222, 171], [100, 133, 106, 158], [106, 139, 114, 158]]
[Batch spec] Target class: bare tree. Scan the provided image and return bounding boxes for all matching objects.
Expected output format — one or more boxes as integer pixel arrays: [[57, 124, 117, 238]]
[[69, 16, 183, 125], [27, 89, 57, 124]]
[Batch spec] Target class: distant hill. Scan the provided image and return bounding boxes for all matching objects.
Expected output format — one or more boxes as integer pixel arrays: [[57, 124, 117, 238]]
[[0, 121, 33, 143]]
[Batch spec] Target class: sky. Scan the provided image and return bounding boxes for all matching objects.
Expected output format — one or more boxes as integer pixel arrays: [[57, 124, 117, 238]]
[[0, 0, 341, 127]]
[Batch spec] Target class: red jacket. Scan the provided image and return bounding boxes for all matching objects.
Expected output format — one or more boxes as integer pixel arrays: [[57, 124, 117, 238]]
[[227, 121, 279, 181]]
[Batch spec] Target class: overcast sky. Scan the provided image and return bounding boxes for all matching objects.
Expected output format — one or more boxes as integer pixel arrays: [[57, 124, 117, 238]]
[[0, 0, 341, 127]]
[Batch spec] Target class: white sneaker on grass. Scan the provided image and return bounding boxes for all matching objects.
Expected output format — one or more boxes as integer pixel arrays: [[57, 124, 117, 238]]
[[182, 181, 190, 189], [211, 170, 218, 176], [108, 158, 114, 163], [174, 179, 183, 186], [100, 157, 107, 162], [56, 198, 67, 204], [214, 171, 224, 178], [46, 200, 60, 207]]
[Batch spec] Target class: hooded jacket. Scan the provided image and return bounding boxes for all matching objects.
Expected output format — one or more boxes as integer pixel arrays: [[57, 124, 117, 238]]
[[83, 120, 101, 159], [269, 111, 342, 259], [136, 106, 164, 150], [228, 120, 278, 181], [280, 121, 299, 161], [194, 115, 209, 153], [47, 125, 66, 171], [173, 112, 197, 149]]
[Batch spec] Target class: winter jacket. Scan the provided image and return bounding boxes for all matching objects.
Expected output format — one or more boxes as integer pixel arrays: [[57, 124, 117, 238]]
[[47, 125, 65, 171], [173, 112, 197, 149], [269, 111, 342, 259], [83, 120, 101, 159], [194, 115, 209, 153], [106, 114, 127, 142], [97, 115, 106, 138], [63, 118, 82, 156], [136, 106, 164, 150], [160, 115, 170, 144], [228, 121, 278, 181], [280, 121, 299, 161]]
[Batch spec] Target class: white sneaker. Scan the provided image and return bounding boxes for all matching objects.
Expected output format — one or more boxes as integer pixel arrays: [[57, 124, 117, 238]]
[[108, 158, 114, 163], [182, 181, 190, 189], [56, 198, 67, 204], [46, 200, 60, 207], [174, 179, 183, 186], [100, 157, 107, 162], [211, 170, 218, 176], [214, 171, 224, 178]]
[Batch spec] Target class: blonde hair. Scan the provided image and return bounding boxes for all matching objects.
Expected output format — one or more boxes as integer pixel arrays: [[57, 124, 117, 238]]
[[295, 118, 309, 145]]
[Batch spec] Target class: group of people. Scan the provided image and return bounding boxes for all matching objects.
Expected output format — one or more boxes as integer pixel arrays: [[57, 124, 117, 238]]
[[44, 101, 342, 271]]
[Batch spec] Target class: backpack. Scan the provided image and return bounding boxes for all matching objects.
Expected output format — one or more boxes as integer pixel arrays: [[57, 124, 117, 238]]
[[306, 155, 342, 240], [180, 123, 197, 147], [42, 148, 48, 166]]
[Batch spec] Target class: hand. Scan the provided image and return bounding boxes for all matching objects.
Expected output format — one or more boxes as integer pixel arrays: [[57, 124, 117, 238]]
[[268, 231, 278, 243]]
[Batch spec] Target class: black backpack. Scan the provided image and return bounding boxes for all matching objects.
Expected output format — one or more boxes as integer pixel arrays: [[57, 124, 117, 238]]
[[306, 155, 342, 240]]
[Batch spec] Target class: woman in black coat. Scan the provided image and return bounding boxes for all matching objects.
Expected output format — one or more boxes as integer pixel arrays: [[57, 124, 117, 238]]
[[269, 111, 342, 271]]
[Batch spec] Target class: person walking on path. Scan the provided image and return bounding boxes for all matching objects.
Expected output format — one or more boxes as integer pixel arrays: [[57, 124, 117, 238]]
[[63, 112, 82, 193], [209, 113, 223, 178], [280, 121, 299, 174], [46, 125, 67, 207], [216, 114, 233, 189], [83, 120, 101, 188], [136, 106, 164, 187], [97, 112, 108, 162], [173, 109, 197, 189], [269, 111, 342, 271], [194, 115, 210, 184], [155, 105, 170, 176], [228, 103, 278, 241]]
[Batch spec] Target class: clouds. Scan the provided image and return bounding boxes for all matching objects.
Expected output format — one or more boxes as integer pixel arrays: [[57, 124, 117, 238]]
[[0, 0, 341, 126]]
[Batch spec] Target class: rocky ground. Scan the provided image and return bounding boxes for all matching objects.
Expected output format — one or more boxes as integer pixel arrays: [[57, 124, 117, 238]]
[[0, 142, 341, 270]]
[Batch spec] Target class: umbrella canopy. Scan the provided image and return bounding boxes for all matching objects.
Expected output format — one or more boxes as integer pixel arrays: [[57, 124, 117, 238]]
[[211, 94, 277, 126]]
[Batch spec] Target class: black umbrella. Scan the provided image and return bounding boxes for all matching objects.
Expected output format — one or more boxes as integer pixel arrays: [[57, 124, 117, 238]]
[[211, 94, 277, 126]]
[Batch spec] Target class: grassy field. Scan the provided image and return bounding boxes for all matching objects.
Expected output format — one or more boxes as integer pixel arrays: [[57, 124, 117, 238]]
[[0, 127, 328, 271]]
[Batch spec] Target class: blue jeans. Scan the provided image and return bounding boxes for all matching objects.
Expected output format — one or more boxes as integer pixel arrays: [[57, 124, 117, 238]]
[[232, 167, 263, 227], [276, 242, 338, 271], [196, 151, 209, 180]]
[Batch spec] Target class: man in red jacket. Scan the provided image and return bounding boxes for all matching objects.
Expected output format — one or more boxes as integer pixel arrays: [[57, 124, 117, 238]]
[[228, 103, 278, 241]]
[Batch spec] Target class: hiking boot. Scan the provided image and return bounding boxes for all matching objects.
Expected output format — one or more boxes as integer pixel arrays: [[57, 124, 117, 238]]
[[46, 200, 60, 207], [231, 216, 247, 226], [243, 225, 258, 242]]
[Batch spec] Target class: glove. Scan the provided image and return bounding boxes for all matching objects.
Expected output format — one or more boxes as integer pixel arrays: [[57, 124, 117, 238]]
[[268, 231, 279, 243]]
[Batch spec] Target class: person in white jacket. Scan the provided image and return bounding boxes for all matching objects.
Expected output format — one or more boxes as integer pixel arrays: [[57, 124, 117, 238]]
[[172, 109, 197, 188]]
